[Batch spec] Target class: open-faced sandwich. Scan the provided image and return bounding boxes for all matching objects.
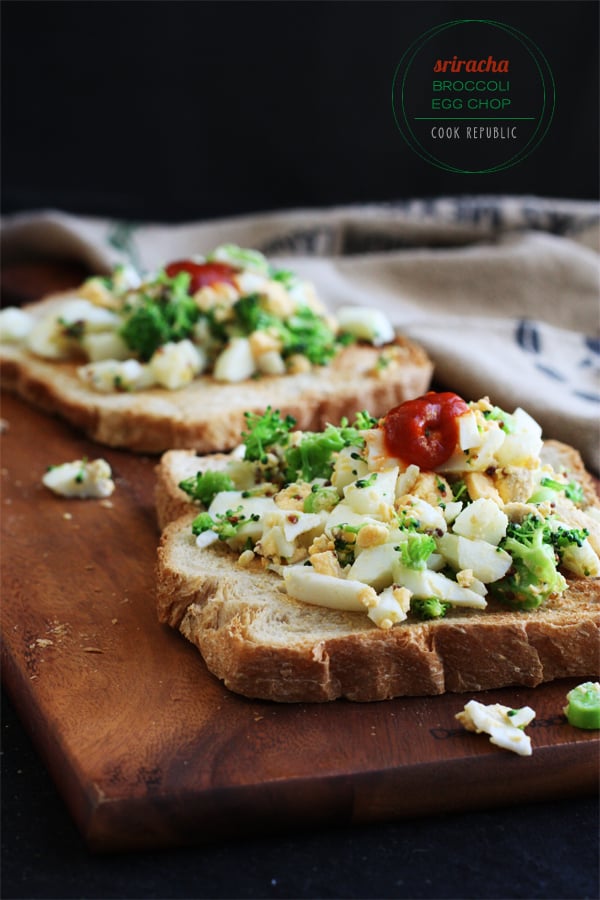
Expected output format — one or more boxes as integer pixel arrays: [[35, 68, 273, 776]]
[[0, 245, 432, 453], [155, 392, 600, 702]]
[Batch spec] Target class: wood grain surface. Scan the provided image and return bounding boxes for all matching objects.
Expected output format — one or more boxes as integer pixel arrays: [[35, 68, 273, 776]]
[[1, 260, 599, 850], [1, 390, 599, 851]]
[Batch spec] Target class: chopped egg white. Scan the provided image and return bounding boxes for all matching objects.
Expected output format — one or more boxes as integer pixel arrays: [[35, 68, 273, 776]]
[[42, 458, 115, 499], [456, 700, 535, 756], [335, 306, 395, 346], [213, 336, 256, 382], [0, 306, 34, 343], [149, 340, 206, 389], [77, 358, 156, 392], [282, 568, 378, 612], [452, 498, 508, 545]]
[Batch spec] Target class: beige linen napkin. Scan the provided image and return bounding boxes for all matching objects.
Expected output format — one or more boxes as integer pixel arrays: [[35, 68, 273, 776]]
[[2, 196, 599, 472]]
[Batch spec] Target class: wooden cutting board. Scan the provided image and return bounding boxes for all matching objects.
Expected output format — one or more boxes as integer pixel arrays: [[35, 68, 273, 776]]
[[1, 391, 598, 852]]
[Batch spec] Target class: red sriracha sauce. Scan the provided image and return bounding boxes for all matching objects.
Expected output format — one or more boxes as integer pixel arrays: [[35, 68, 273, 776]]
[[382, 391, 469, 469], [164, 260, 239, 293]]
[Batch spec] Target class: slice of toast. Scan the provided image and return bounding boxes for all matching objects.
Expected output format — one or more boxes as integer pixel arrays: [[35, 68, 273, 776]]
[[157, 513, 598, 702], [155, 438, 600, 703], [0, 295, 432, 454]]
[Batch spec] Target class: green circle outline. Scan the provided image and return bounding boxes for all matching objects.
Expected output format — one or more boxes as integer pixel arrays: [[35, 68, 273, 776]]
[[400, 20, 545, 173], [391, 18, 556, 174]]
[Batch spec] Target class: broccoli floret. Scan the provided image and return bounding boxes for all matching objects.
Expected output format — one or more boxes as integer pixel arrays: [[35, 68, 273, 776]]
[[192, 506, 260, 541], [528, 475, 585, 505], [120, 271, 199, 360], [179, 470, 235, 506], [284, 428, 344, 482], [279, 306, 339, 366], [191, 512, 216, 535], [303, 485, 340, 514], [270, 268, 296, 289], [208, 244, 270, 275], [331, 523, 363, 567], [493, 515, 566, 610], [450, 479, 468, 502], [241, 407, 297, 463], [549, 522, 589, 555], [233, 293, 277, 334], [282, 415, 370, 483], [482, 405, 516, 433], [353, 410, 379, 430], [398, 533, 437, 569], [411, 597, 451, 620]]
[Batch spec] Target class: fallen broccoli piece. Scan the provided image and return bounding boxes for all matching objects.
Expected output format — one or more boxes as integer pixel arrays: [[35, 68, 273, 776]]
[[179, 470, 235, 506], [398, 533, 437, 570], [493, 515, 566, 610], [241, 407, 297, 463], [411, 597, 451, 620], [120, 271, 199, 360]]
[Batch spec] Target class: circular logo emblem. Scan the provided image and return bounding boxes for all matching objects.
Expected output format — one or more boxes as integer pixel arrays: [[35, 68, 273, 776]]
[[392, 19, 555, 174]]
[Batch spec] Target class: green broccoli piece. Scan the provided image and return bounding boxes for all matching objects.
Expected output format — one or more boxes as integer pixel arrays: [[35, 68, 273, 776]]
[[191, 512, 216, 535], [282, 415, 370, 484], [528, 476, 585, 505], [269, 268, 296, 289], [493, 515, 566, 610], [241, 407, 297, 463], [303, 485, 340, 514], [411, 597, 451, 620], [482, 405, 517, 433], [331, 523, 363, 567], [232, 293, 278, 334], [192, 506, 260, 541], [398, 533, 437, 570], [450, 479, 468, 502], [279, 306, 339, 366], [119, 270, 199, 360], [354, 410, 379, 430], [283, 428, 343, 482], [549, 522, 589, 555], [179, 470, 235, 506], [208, 244, 270, 275]]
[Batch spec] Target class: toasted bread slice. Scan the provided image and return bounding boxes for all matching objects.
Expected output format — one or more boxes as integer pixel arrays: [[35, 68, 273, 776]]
[[155, 439, 600, 703], [0, 295, 432, 454], [156, 513, 599, 702]]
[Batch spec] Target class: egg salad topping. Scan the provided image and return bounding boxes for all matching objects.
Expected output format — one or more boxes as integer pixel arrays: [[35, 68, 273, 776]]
[[179, 395, 600, 629], [0, 244, 395, 392]]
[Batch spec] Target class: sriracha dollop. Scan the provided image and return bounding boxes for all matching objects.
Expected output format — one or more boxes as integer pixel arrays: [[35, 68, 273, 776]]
[[382, 391, 468, 469], [164, 260, 238, 293]]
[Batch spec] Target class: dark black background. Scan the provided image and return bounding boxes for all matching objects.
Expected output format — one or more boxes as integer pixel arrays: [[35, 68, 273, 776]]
[[1, 2, 599, 898], [1, 0, 598, 224]]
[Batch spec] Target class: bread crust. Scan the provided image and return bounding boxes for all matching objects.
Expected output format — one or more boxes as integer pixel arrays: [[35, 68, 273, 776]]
[[156, 514, 599, 702], [1, 295, 433, 454]]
